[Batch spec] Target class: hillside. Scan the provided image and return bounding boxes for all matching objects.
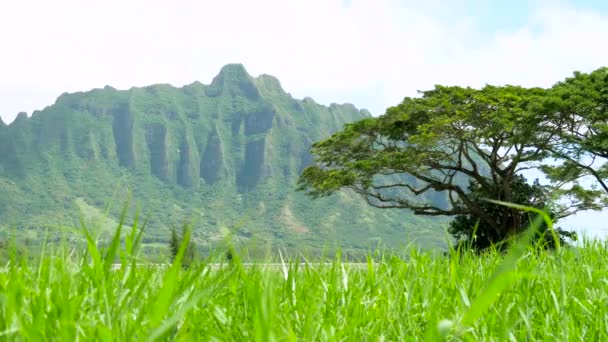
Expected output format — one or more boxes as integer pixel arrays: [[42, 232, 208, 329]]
[[0, 64, 447, 256]]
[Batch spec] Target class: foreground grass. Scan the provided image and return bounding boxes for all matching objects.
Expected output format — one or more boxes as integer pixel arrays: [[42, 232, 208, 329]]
[[1, 232, 607, 341]]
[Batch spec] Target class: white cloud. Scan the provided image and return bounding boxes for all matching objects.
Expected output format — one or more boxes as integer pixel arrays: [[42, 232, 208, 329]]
[[1, 0, 607, 123]]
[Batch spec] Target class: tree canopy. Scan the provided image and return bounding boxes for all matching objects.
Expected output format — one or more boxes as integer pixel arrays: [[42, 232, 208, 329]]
[[542, 68, 608, 195], [299, 70, 608, 248]]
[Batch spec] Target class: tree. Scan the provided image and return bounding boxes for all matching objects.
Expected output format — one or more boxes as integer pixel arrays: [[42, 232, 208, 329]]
[[168, 226, 196, 268], [169, 227, 180, 262], [299, 84, 601, 245], [449, 175, 576, 251], [541, 68, 608, 199]]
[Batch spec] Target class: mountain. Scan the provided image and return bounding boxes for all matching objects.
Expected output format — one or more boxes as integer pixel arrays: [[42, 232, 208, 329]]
[[0, 64, 447, 256]]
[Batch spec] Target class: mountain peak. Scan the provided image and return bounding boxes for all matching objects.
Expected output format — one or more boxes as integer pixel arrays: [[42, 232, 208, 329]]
[[207, 64, 259, 99], [256, 74, 286, 94], [14, 112, 28, 122], [0, 116, 5, 127], [216, 63, 251, 80]]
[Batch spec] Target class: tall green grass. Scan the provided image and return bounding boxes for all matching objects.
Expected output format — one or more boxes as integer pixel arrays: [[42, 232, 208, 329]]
[[0, 209, 607, 340]]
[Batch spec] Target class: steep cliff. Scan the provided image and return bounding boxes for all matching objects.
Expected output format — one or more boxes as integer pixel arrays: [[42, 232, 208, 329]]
[[0, 64, 447, 254]]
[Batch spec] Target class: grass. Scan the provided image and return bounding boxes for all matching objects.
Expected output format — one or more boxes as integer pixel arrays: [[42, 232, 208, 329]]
[[0, 210, 607, 341]]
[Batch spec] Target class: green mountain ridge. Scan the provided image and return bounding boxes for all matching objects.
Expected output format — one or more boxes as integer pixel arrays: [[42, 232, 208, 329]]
[[0, 64, 447, 256]]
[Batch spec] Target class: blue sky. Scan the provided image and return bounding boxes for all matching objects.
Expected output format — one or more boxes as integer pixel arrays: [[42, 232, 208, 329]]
[[423, 0, 608, 31], [1, 0, 608, 236]]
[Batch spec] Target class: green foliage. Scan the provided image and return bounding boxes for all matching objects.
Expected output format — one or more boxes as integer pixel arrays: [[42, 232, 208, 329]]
[[541, 68, 608, 195], [449, 175, 576, 251], [168, 225, 197, 268], [299, 76, 606, 248], [0, 238, 26, 264], [169, 227, 180, 262], [0, 64, 448, 256]]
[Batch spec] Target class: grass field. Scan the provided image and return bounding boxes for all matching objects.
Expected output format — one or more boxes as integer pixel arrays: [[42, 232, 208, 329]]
[[1, 215, 607, 341]]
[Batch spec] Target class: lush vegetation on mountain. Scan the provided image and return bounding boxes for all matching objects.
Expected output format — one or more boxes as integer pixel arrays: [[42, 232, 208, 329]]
[[0, 64, 448, 257]]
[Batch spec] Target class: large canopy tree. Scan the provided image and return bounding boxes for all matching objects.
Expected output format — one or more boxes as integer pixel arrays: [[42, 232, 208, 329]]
[[299, 84, 603, 244]]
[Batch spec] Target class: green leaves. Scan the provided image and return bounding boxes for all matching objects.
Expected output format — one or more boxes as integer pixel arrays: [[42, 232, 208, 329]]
[[300, 68, 608, 250], [545, 67, 608, 198]]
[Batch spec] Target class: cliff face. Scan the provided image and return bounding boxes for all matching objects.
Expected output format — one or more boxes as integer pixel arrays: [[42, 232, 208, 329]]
[[1, 64, 366, 190], [0, 64, 447, 254]]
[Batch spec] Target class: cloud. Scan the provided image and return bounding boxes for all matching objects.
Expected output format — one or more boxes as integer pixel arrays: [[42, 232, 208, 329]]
[[0, 0, 607, 123]]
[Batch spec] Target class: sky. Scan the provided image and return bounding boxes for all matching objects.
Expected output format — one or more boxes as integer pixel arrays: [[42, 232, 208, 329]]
[[1, 0, 608, 237]]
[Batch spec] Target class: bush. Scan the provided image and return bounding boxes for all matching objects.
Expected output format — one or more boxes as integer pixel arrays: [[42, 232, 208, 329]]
[[168, 226, 197, 268]]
